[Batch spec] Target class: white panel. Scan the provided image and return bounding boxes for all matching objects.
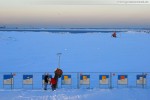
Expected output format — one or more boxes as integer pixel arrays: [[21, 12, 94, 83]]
[[80, 79, 90, 85], [62, 79, 71, 85], [23, 78, 33, 84], [4, 78, 13, 85], [137, 78, 146, 84], [100, 79, 109, 85], [118, 78, 128, 84]]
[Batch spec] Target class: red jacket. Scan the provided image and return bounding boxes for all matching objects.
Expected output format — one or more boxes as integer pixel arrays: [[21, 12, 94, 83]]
[[50, 78, 57, 85]]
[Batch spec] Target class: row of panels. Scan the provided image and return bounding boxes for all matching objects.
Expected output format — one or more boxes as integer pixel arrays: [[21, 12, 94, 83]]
[[3, 74, 147, 85]]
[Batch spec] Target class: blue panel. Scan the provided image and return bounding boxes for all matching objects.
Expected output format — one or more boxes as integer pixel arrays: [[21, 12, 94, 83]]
[[80, 75, 90, 80], [23, 75, 33, 80], [118, 75, 128, 80], [3, 75, 13, 80], [137, 75, 146, 79], [99, 75, 109, 80], [42, 75, 52, 79], [61, 75, 71, 80]]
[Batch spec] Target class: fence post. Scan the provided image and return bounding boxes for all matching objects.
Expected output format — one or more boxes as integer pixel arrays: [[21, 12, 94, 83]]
[[142, 72, 144, 89], [32, 74, 33, 90], [11, 73, 12, 90], [110, 72, 112, 89], [77, 72, 79, 89]]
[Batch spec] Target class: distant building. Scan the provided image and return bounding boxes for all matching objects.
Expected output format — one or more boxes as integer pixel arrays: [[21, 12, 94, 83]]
[[0, 26, 6, 29]]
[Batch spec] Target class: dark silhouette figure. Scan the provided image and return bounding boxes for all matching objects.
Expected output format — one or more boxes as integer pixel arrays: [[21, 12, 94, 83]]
[[44, 74, 49, 90], [112, 32, 117, 38]]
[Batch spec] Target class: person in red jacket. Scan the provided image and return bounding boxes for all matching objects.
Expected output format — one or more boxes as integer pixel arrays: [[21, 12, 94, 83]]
[[55, 68, 63, 78], [50, 76, 57, 91], [50, 68, 63, 91]]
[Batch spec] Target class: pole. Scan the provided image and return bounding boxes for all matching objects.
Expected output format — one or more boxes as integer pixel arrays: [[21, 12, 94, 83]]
[[110, 72, 112, 89], [11, 73, 13, 90], [142, 73, 144, 89], [56, 53, 62, 89], [58, 55, 60, 68], [77, 72, 79, 89], [57, 53, 62, 68]]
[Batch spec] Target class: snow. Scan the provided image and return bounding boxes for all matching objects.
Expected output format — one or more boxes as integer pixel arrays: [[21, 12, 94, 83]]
[[0, 30, 150, 100], [0, 31, 150, 72], [0, 88, 150, 100]]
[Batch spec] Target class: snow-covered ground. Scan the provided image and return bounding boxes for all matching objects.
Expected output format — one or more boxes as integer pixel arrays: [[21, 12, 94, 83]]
[[0, 88, 150, 100], [0, 31, 150, 72], [0, 30, 150, 100]]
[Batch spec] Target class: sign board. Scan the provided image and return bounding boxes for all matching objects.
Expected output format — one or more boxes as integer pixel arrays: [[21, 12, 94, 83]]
[[61, 75, 72, 85], [99, 75, 109, 85], [23, 75, 33, 85], [137, 75, 146, 85], [80, 75, 90, 85], [118, 75, 128, 85], [3, 75, 13, 85]]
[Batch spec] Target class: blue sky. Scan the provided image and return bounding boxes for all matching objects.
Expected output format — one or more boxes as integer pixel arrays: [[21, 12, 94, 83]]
[[0, 0, 150, 28]]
